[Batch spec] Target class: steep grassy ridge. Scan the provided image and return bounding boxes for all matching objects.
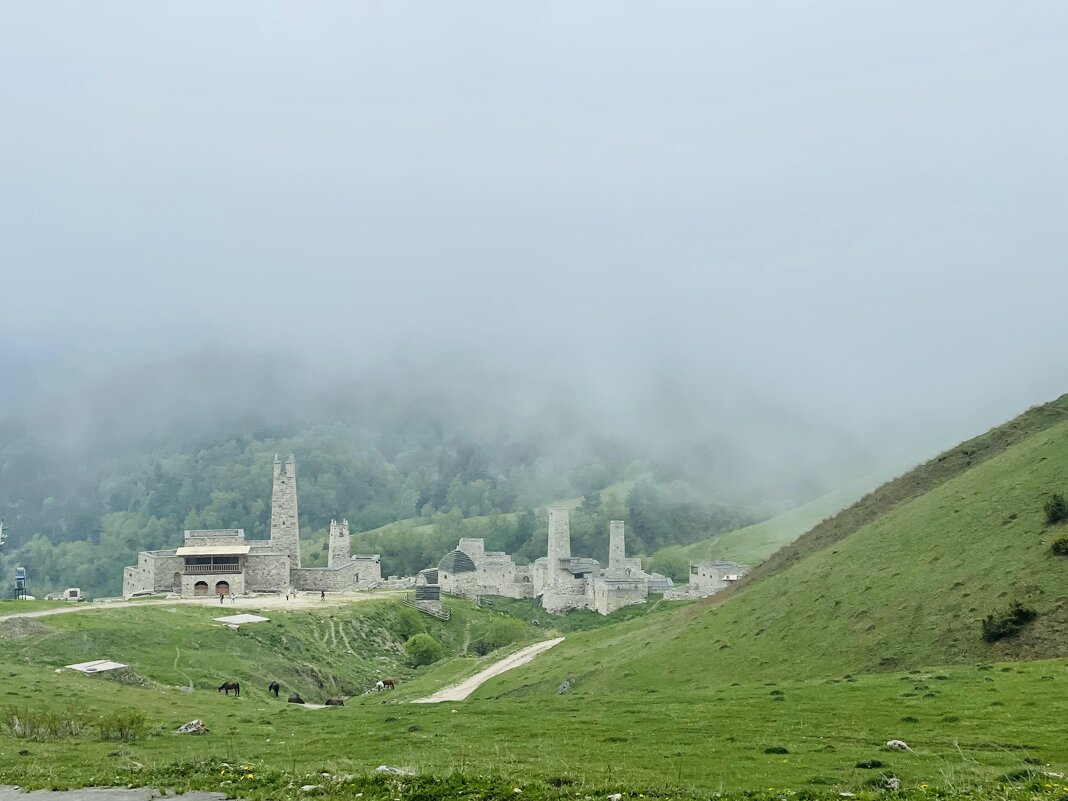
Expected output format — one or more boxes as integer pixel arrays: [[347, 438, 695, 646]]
[[653, 475, 885, 568], [485, 413, 1068, 695], [729, 394, 1068, 594]]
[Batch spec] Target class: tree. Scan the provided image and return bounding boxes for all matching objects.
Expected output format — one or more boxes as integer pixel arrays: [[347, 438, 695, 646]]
[[406, 632, 445, 666]]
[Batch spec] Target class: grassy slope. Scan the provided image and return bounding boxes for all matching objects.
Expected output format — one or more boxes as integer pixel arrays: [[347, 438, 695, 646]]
[[485, 404, 1068, 696], [656, 475, 886, 567], [0, 652, 1065, 795], [0, 598, 541, 701]]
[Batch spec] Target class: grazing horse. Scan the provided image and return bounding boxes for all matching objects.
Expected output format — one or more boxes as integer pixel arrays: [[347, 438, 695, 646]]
[[287, 693, 305, 704], [381, 678, 396, 690], [374, 680, 384, 691], [268, 681, 280, 697], [325, 698, 344, 706], [218, 681, 240, 697]]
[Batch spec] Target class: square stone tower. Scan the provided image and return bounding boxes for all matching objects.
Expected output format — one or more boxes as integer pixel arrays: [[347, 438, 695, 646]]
[[270, 454, 301, 568], [547, 507, 572, 587], [608, 520, 626, 573], [327, 518, 351, 568]]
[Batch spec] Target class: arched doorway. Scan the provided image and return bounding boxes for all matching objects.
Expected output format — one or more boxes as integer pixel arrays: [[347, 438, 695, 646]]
[[172, 572, 182, 593], [215, 580, 230, 596], [193, 581, 209, 596]]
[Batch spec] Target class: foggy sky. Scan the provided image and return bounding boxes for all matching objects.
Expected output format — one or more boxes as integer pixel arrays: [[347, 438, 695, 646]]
[[2, 2, 1067, 474]]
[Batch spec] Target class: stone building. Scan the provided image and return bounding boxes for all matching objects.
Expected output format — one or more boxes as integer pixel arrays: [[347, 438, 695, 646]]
[[663, 560, 750, 600], [122, 455, 382, 598], [437, 509, 672, 615]]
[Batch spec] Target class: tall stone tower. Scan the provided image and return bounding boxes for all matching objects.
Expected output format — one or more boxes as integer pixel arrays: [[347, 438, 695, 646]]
[[608, 520, 626, 573], [547, 507, 572, 586], [327, 518, 351, 569], [270, 454, 301, 568]]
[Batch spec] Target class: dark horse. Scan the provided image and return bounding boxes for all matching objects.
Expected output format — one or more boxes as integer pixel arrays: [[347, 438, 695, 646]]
[[324, 698, 344, 706], [218, 681, 240, 697], [382, 678, 395, 690], [268, 681, 280, 697], [288, 693, 305, 704]]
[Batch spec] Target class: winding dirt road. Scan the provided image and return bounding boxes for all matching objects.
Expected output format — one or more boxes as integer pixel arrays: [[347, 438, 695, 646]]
[[412, 637, 564, 703]]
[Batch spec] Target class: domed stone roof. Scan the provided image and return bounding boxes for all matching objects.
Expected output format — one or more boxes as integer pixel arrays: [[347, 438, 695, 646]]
[[438, 549, 477, 573]]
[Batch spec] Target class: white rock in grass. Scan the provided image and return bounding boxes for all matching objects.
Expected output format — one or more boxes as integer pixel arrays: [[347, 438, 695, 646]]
[[886, 739, 911, 751]]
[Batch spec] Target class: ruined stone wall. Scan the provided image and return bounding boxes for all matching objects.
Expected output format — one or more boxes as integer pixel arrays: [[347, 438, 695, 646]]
[[291, 561, 362, 592], [244, 553, 291, 592], [270, 455, 301, 568], [540, 576, 591, 613], [351, 556, 383, 585], [457, 538, 486, 561], [122, 551, 183, 597], [593, 578, 647, 615]]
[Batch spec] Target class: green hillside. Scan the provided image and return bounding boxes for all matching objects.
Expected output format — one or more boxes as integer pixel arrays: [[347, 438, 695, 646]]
[[0, 601, 1066, 797], [483, 396, 1068, 696], [651, 474, 887, 570]]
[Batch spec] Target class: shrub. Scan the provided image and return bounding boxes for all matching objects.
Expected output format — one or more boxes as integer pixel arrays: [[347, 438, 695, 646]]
[[406, 632, 445, 667], [981, 601, 1038, 642], [1051, 538, 1068, 556], [1044, 493, 1068, 525], [469, 618, 528, 656], [394, 607, 427, 641], [97, 711, 147, 742]]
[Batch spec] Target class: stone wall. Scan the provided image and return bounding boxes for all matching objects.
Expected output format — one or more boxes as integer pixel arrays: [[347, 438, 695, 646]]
[[540, 576, 590, 613], [183, 571, 245, 597], [593, 577, 647, 615], [183, 530, 246, 546], [122, 551, 183, 597], [245, 553, 291, 592], [270, 455, 301, 568], [291, 559, 374, 591]]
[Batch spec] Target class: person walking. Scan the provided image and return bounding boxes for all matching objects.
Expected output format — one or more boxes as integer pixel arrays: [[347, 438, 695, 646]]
[[320, 589, 325, 601]]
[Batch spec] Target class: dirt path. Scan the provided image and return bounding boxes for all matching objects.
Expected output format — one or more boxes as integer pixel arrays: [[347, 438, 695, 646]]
[[0, 591, 399, 623], [412, 637, 564, 704]]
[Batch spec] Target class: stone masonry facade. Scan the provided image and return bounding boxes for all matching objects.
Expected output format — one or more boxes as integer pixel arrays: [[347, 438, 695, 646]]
[[122, 456, 382, 598]]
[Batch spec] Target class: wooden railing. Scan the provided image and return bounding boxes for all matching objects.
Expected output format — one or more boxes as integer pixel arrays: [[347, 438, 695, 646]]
[[402, 593, 451, 620]]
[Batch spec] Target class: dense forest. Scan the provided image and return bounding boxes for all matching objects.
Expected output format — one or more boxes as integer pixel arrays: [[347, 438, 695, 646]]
[[0, 406, 754, 597]]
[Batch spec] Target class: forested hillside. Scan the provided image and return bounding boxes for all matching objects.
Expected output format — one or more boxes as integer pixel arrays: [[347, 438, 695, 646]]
[[0, 405, 753, 596]]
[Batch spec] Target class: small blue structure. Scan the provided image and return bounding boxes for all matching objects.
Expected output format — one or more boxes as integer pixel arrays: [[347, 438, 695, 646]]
[[14, 566, 28, 600]]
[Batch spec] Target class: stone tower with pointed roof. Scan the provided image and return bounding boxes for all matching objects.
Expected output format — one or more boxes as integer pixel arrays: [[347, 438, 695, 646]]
[[270, 454, 301, 568]]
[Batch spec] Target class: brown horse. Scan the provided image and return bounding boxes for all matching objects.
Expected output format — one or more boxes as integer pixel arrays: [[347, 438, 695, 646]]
[[381, 678, 395, 690], [324, 698, 344, 706], [218, 681, 240, 697], [288, 693, 305, 704]]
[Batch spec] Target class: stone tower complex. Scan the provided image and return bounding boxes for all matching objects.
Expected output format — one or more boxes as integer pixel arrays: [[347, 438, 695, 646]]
[[327, 518, 351, 568], [607, 519, 626, 573], [546, 507, 572, 587], [122, 457, 381, 598], [270, 455, 301, 568], [437, 510, 674, 615]]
